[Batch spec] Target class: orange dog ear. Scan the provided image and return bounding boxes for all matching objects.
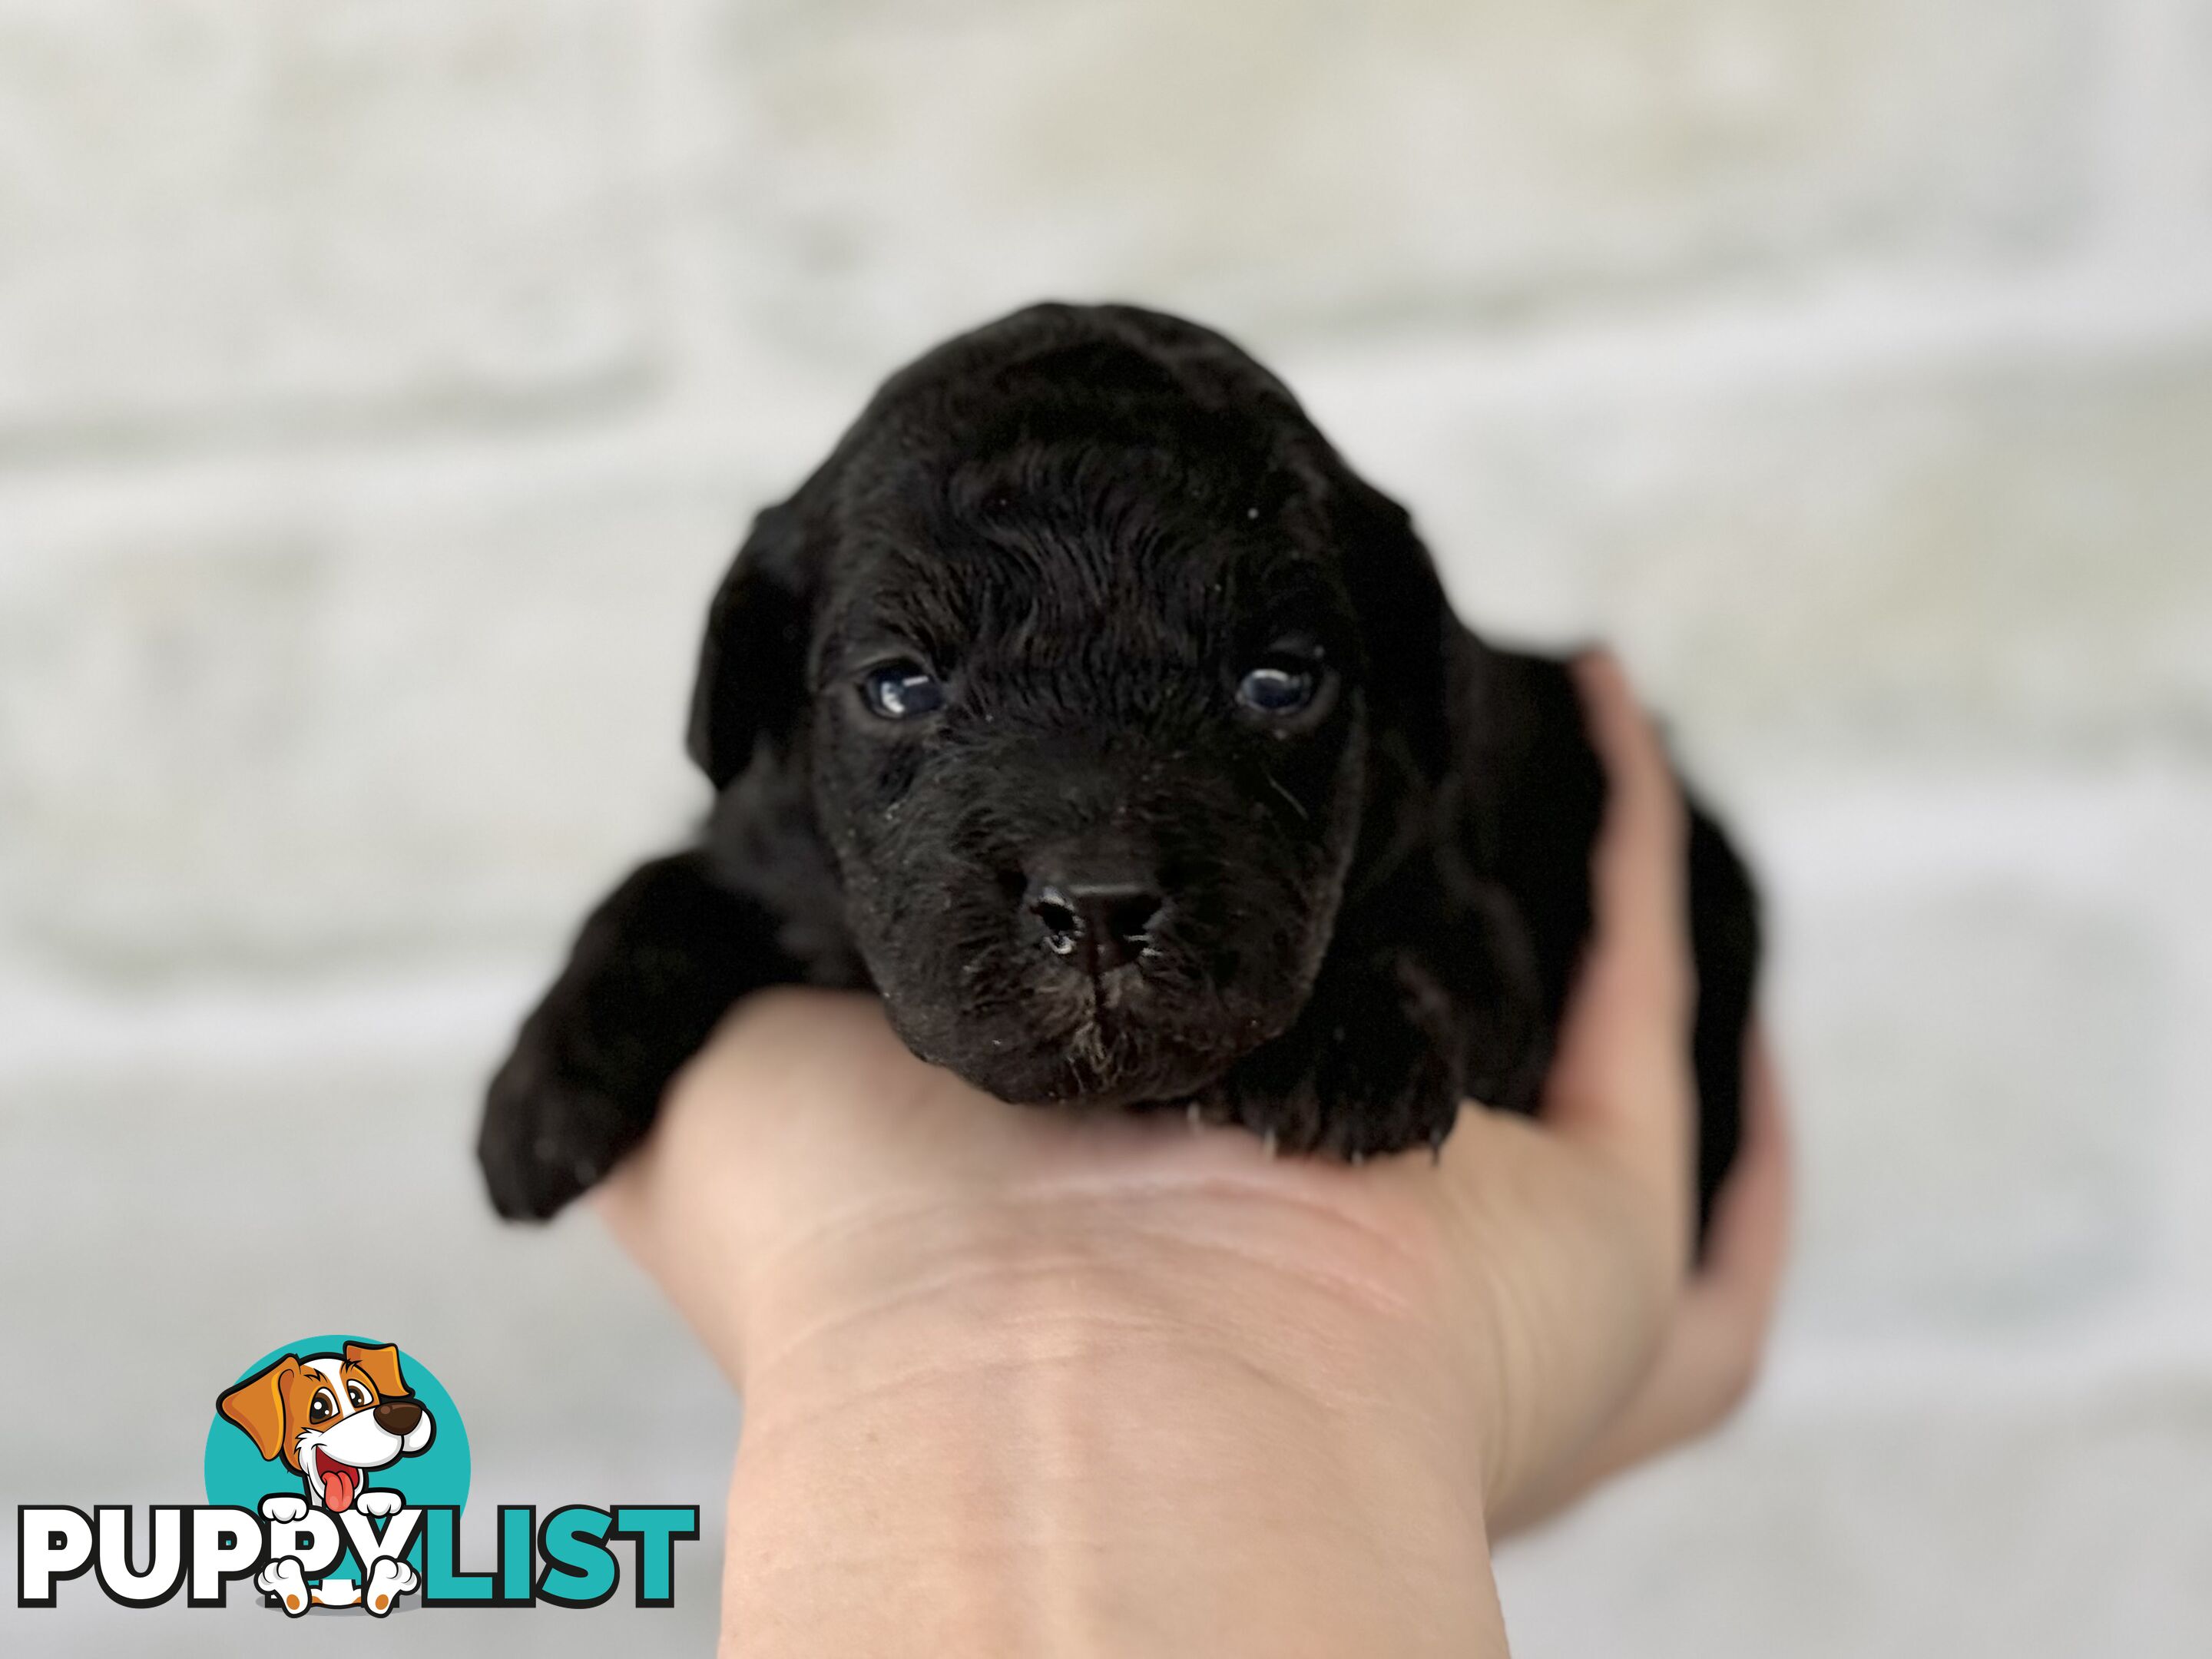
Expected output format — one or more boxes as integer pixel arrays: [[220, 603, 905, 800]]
[[344, 1341, 409, 1399], [218, 1356, 300, 1462]]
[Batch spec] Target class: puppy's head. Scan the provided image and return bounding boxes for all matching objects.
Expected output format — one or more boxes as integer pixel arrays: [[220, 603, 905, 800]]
[[692, 304, 1454, 1104], [217, 1341, 435, 1512]]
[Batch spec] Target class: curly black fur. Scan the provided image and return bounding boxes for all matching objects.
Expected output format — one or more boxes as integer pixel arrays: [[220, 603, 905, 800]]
[[479, 303, 1760, 1234]]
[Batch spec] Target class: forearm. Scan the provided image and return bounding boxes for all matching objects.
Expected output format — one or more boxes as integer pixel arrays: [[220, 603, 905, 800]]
[[716, 1242, 1510, 1658]]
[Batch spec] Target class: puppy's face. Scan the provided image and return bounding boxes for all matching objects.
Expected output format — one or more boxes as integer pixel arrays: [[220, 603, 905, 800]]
[[804, 426, 1370, 1106], [692, 309, 1446, 1109]]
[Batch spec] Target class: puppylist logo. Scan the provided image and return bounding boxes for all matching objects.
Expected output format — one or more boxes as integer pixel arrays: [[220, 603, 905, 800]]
[[17, 1334, 699, 1617]]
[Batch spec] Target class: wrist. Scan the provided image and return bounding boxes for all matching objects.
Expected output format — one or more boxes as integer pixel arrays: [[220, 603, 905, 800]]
[[721, 1181, 1507, 1656]]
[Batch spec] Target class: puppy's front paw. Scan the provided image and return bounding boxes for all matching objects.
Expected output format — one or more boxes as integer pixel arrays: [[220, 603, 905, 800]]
[[260, 1494, 309, 1525], [355, 1488, 405, 1518], [1210, 958, 1462, 1161], [478, 1026, 645, 1221]]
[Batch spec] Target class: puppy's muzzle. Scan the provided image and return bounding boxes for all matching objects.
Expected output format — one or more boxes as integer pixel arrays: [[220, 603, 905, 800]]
[[1027, 877, 1164, 976]]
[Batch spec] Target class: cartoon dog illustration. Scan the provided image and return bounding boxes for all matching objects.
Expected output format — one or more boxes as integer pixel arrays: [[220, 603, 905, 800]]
[[217, 1340, 434, 1615]]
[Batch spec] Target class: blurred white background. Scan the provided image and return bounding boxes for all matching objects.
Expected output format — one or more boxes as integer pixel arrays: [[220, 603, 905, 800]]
[[4, 1, 2211, 1653]]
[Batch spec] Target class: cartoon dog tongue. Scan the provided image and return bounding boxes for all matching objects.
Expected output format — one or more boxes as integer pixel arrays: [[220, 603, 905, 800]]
[[317, 1451, 361, 1512]]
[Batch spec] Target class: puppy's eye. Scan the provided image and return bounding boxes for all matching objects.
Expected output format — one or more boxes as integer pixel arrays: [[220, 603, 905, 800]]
[[308, 1389, 336, 1425], [1237, 664, 1319, 717], [346, 1380, 372, 1409], [860, 661, 945, 721]]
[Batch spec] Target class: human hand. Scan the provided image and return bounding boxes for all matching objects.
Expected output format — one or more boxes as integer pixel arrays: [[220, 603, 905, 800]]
[[594, 651, 1789, 1654], [1488, 1019, 1791, 1536]]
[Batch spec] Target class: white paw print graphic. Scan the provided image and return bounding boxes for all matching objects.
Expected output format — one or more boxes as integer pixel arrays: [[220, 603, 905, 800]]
[[256, 1557, 310, 1616], [364, 1556, 419, 1615]]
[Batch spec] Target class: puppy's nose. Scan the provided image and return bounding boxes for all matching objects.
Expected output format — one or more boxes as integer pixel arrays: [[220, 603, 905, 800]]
[[373, 1399, 423, 1436], [1029, 880, 1162, 973]]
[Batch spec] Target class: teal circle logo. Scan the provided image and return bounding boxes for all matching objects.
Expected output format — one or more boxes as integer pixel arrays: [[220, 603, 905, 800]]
[[205, 1334, 468, 1579]]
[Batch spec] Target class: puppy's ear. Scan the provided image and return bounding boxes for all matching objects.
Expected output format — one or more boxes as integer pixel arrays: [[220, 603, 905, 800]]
[[218, 1356, 300, 1463], [343, 1342, 409, 1400], [1331, 470, 1458, 780], [687, 501, 814, 790]]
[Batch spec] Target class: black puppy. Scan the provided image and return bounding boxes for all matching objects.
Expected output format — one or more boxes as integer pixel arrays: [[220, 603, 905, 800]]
[[479, 303, 1760, 1232]]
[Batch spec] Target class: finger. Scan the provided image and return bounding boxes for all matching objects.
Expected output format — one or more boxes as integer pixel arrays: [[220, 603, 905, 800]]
[[1614, 1025, 1791, 1432], [1495, 1026, 1792, 1536], [1690, 1025, 1793, 1315], [1575, 651, 1690, 1006], [1541, 654, 1696, 1214]]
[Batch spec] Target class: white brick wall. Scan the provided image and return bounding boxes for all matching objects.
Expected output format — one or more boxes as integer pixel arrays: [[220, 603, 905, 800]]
[[4, 2, 2209, 1652], [0, 0, 651, 442]]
